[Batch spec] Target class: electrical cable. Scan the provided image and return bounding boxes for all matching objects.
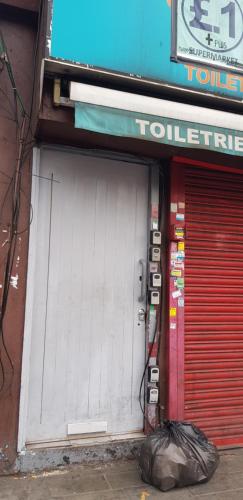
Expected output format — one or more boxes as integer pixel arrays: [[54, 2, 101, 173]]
[[139, 313, 158, 433], [0, 87, 17, 121], [138, 166, 166, 432], [157, 167, 166, 424], [0, 32, 26, 118], [0, 19, 41, 391]]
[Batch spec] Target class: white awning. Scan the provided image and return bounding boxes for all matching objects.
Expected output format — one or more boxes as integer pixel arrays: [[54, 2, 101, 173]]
[[70, 81, 243, 132]]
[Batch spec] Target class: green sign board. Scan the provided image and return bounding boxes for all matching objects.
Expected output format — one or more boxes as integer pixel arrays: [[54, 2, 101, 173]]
[[75, 102, 243, 157], [173, 0, 243, 73]]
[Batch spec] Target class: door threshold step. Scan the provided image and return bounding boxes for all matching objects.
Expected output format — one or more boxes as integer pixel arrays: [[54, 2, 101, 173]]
[[25, 431, 144, 449], [17, 434, 145, 473]]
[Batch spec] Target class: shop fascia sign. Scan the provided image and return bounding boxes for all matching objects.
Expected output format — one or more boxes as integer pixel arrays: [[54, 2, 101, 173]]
[[71, 82, 243, 157], [46, 0, 243, 101], [75, 102, 243, 157], [172, 0, 243, 73]]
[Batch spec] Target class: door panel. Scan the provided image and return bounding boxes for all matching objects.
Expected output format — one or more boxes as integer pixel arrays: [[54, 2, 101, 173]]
[[26, 149, 148, 443]]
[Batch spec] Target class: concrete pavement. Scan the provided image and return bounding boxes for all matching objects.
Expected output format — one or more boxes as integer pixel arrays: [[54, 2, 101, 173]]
[[1, 449, 243, 499]]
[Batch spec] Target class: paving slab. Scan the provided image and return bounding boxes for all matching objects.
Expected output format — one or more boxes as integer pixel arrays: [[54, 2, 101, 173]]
[[217, 451, 243, 474], [0, 477, 32, 500], [47, 472, 110, 497], [105, 468, 143, 489], [192, 492, 243, 500], [189, 469, 243, 496], [1, 452, 243, 500], [49, 486, 195, 500]]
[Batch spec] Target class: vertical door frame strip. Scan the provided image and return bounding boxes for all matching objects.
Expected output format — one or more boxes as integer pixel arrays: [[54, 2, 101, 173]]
[[158, 166, 168, 422], [167, 161, 185, 420], [18, 148, 40, 452], [145, 164, 161, 432]]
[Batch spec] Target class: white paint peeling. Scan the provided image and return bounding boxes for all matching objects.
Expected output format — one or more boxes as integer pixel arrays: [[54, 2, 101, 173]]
[[47, 38, 51, 53], [46, 0, 53, 55], [2, 238, 9, 248], [42, 470, 68, 477], [0, 284, 2, 289], [16, 256, 20, 268], [10, 274, 19, 289], [2, 229, 7, 233]]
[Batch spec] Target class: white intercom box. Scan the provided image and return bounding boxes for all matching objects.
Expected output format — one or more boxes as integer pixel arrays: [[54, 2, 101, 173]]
[[147, 387, 159, 404], [148, 366, 160, 383], [150, 291, 160, 305], [150, 247, 161, 262], [150, 273, 162, 288], [151, 231, 162, 245]]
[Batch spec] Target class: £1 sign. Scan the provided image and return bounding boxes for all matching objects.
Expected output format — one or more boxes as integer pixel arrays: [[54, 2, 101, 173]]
[[174, 0, 243, 73]]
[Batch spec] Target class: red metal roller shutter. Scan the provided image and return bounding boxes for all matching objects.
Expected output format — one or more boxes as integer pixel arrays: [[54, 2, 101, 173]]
[[185, 166, 243, 447]]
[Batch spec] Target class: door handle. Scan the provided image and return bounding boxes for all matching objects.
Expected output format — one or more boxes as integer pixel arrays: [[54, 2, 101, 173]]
[[138, 259, 146, 302]]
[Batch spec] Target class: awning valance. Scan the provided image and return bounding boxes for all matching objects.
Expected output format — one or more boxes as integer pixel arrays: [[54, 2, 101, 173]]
[[70, 82, 243, 157]]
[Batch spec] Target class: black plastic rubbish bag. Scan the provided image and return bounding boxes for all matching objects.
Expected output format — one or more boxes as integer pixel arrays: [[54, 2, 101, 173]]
[[139, 421, 219, 492]]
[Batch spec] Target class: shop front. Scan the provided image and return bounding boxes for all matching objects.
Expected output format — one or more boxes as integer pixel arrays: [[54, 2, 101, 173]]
[[16, 0, 243, 470], [17, 80, 243, 466]]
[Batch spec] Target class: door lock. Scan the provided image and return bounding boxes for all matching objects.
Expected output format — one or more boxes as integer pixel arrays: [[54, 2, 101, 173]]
[[138, 308, 146, 323]]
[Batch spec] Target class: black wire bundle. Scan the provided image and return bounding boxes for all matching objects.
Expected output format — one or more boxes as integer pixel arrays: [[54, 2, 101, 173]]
[[0, 0, 43, 393], [138, 168, 166, 431]]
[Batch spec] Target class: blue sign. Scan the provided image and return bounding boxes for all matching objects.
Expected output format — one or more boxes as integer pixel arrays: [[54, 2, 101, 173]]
[[49, 0, 243, 100]]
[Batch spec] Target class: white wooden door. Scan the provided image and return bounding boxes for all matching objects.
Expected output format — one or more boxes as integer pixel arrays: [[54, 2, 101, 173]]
[[26, 149, 148, 444]]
